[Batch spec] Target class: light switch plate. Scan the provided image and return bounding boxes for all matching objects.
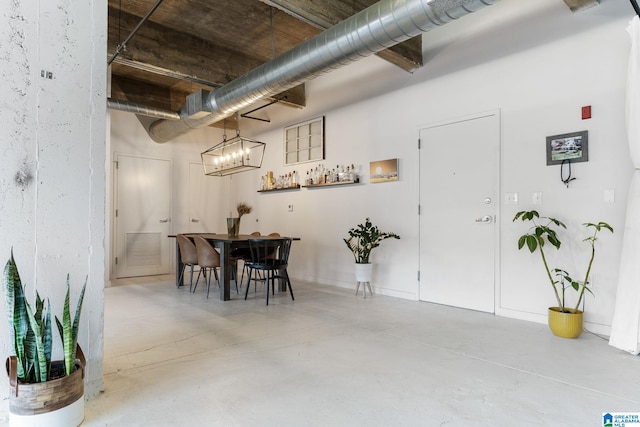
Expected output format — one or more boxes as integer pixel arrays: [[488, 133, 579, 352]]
[[604, 190, 615, 203], [533, 192, 543, 205], [505, 192, 518, 205]]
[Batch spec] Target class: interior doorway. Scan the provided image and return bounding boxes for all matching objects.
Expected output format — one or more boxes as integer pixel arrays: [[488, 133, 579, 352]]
[[113, 154, 173, 278], [418, 111, 500, 313], [187, 162, 229, 233]]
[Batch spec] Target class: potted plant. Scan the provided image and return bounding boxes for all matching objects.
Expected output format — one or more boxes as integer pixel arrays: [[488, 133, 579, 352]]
[[513, 210, 613, 338], [343, 218, 400, 297], [4, 250, 87, 426]]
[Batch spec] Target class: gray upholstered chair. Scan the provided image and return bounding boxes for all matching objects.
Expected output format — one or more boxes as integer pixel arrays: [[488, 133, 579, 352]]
[[193, 235, 221, 298], [176, 234, 198, 291]]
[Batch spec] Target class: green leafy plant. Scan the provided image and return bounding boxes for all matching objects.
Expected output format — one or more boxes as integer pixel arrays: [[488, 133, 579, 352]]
[[343, 218, 400, 264], [513, 211, 613, 312], [3, 251, 86, 383], [55, 274, 87, 376]]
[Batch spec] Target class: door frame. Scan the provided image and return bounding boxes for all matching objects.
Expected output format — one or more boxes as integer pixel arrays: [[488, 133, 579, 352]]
[[112, 152, 174, 278], [417, 109, 501, 311]]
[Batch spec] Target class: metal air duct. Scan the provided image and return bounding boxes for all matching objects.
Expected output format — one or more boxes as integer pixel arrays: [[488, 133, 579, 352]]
[[107, 98, 181, 120], [148, 0, 499, 143]]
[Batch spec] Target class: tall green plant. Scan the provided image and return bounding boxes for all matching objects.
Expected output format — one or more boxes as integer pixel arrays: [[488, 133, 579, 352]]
[[513, 211, 613, 312], [4, 251, 52, 383], [55, 275, 86, 376], [3, 251, 86, 383], [343, 218, 400, 264], [513, 210, 566, 308], [552, 222, 613, 311]]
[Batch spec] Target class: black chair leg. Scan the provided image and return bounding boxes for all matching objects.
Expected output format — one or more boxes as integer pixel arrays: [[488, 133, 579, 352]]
[[284, 270, 294, 300], [193, 269, 203, 293], [206, 268, 211, 299], [266, 271, 271, 305], [244, 268, 252, 300], [179, 265, 186, 289]]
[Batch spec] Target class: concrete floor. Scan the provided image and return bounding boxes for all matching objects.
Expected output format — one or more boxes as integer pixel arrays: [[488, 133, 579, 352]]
[[5, 275, 639, 426]]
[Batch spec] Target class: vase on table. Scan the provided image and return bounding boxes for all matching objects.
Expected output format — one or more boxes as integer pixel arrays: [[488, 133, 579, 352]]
[[227, 217, 240, 236]]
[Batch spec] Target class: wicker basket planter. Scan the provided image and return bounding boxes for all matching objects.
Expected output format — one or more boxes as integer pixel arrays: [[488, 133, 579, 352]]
[[6, 346, 85, 427]]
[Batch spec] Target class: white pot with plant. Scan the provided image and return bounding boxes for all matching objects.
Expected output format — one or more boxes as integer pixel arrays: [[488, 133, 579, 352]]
[[513, 210, 613, 338], [343, 218, 400, 295], [4, 251, 87, 427]]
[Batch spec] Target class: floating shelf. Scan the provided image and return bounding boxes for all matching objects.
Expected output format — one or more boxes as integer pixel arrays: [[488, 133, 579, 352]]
[[302, 180, 359, 189], [258, 185, 301, 193]]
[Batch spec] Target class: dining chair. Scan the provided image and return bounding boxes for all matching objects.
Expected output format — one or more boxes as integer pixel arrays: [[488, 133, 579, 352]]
[[192, 235, 222, 298], [232, 231, 261, 289], [176, 234, 198, 291], [244, 238, 294, 305]]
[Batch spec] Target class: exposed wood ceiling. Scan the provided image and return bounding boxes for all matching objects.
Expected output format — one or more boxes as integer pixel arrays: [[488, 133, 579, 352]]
[[107, 0, 423, 126], [107, 0, 601, 128]]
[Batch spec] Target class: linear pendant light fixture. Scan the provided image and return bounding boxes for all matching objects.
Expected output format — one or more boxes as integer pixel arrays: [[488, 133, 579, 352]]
[[201, 129, 266, 176]]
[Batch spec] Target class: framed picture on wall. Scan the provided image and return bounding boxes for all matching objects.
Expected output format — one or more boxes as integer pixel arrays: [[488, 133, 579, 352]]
[[283, 116, 325, 165], [370, 158, 399, 183], [546, 130, 589, 165]]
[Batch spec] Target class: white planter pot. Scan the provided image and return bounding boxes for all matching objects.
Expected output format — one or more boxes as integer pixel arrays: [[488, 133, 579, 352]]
[[10, 395, 84, 427], [354, 263, 373, 282], [354, 263, 373, 297]]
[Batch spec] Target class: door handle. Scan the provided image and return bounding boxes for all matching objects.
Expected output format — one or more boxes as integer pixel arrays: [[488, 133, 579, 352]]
[[191, 218, 200, 223], [475, 215, 493, 223], [159, 218, 170, 223]]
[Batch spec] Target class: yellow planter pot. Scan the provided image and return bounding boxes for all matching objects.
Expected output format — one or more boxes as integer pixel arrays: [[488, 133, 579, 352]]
[[548, 307, 584, 338]]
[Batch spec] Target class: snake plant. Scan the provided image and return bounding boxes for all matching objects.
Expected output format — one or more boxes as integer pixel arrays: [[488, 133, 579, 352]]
[[55, 274, 86, 376], [3, 251, 86, 383]]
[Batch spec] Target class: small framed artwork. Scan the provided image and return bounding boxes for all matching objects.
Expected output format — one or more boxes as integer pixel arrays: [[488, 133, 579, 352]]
[[546, 130, 589, 165], [370, 158, 399, 183]]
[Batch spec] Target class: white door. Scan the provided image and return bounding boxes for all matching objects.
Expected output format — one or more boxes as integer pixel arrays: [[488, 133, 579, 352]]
[[188, 162, 229, 233], [419, 111, 500, 313], [114, 154, 172, 278]]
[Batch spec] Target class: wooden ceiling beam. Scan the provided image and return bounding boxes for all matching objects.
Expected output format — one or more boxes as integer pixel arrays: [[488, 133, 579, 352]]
[[260, 0, 423, 72], [562, 0, 600, 12], [108, 6, 306, 110], [108, 7, 262, 88]]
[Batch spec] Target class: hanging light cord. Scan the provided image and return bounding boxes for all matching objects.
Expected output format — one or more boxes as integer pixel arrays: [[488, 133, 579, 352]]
[[561, 159, 576, 187], [630, 0, 640, 17]]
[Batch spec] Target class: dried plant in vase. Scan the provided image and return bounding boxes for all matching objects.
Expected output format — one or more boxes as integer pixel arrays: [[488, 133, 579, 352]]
[[237, 202, 252, 218], [227, 202, 252, 236]]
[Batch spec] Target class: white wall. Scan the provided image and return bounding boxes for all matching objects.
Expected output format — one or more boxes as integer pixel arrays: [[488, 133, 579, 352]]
[[110, 0, 635, 339], [233, 0, 635, 335], [0, 0, 106, 399]]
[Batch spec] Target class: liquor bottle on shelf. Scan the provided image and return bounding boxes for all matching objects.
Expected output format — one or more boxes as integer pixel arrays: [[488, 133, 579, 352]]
[[267, 171, 273, 190]]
